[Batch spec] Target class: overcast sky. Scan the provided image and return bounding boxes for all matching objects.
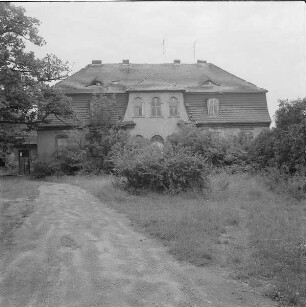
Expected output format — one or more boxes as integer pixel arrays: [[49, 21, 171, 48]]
[[19, 1, 306, 121]]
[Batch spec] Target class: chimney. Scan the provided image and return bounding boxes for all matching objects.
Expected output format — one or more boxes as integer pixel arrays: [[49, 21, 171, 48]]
[[122, 59, 129, 64], [92, 60, 102, 64], [173, 59, 181, 64], [197, 60, 207, 64]]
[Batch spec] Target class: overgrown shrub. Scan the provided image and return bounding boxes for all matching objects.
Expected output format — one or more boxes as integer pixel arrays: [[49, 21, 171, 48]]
[[262, 167, 306, 200], [167, 124, 250, 170], [249, 98, 306, 174], [110, 137, 208, 194], [32, 160, 57, 178], [167, 125, 227, 166]]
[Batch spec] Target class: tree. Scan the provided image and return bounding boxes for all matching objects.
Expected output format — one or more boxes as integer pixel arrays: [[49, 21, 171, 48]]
[[0, 3, 74, 157], [275, 98, 306, 130], [250, 98, 306, 173], [85, 93, 128, 170]]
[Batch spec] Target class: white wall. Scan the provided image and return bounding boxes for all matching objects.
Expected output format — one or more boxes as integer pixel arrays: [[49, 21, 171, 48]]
[[123, 92, 190, 140]]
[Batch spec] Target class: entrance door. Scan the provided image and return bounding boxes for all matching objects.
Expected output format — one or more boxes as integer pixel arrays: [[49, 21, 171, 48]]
[[19, 150, 30, 175]]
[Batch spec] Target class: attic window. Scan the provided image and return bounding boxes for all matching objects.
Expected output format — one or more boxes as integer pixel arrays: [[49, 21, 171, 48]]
[[87, 78, 103, 87], [203, 80, 218, 86], [90, 81, 103, 86], [207, 98, 219, 117]]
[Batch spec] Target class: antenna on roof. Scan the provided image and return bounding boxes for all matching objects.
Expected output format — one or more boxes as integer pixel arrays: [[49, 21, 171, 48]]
[[162, 34, 167, 63]]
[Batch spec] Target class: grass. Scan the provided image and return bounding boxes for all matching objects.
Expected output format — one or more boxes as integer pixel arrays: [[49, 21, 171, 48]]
[[0, 177, 40, 246], [49, 172, 306, 306]]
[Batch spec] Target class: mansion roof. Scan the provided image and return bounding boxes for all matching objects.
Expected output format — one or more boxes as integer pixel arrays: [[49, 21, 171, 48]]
[[55, 62, 267, 94]]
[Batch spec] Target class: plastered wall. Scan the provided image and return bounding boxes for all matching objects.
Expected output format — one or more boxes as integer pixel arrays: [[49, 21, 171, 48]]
[[37, 130, 68, 160], [123, 92, 190, 140]]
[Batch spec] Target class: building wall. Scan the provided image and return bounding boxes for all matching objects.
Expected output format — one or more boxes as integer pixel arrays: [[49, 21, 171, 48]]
[[37, 129, 68, 160], [37, 91, 271, 159], [207, 126, 268, 138], [123, 92, 190, 140]]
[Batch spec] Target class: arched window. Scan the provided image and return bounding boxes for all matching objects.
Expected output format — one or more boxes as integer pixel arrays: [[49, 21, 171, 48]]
[[169, 97, 179, 116], [134, 97, 143, 117], [150, 135, 164, 148], [151, 97, 162, 117], [56, 135, 68, 156], [207, 98, 219, 117]]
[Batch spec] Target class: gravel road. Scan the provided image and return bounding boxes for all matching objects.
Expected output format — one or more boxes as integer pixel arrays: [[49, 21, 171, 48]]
[[0, 183, 276, 307]]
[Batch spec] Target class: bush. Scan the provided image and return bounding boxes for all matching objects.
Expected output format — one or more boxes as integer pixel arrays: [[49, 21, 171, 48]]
[[32, 160, 57, 178], [249, 98, 306, 174], [262, 167, 306, 200], [167, 125, 227, 166], [110, 137, 208, 194], [167, 124, 250, 169]]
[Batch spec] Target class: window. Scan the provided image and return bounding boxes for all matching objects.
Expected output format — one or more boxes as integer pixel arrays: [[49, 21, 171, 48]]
[[134, 97, 143, 117], [151, 97, 162, 117], [169, 97, 179, 116], [150, 135, 164, 148], [56, 136, 68, 156], [203, 80, 218, 86], [207, 98, 219, 117]]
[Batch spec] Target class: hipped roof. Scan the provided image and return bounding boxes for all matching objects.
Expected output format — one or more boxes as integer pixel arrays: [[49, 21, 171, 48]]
[[55, 62, 267, 94]]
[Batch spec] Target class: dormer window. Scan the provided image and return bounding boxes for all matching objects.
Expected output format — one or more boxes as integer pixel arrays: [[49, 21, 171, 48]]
[[151, 97, 162, 117], [207, 98, 219, 117], [169, 97, 179, 117], [203, 80, 218, 86], [87, 78, 103, 87], [134, 97, 144, 117], [91, 81, 103, 86]]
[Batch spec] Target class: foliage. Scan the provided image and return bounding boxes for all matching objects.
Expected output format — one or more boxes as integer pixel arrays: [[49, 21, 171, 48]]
[[249, 129, 276, 169], [110, 137, 208, 194], [32, 94, 130, 178], [0, 124, 26, 161], [32, 160, 57, 179], [167, 124, 226, 166], [262, 167, 306, 200], [275, 98, 306, 130], [84, 93, 130, 171], [167, 124, 250, 171], [0, 3, 73, 159], [250, 98, 306, 174]]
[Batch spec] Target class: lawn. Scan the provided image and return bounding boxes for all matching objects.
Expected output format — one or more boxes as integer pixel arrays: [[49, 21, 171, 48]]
[[50, 172, 306, 306]]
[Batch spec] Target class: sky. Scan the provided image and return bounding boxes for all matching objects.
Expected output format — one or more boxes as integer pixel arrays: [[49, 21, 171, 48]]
[[18, 1, 306, 122]]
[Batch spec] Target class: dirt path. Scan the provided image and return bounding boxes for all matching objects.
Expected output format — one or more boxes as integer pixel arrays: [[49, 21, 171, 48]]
[[0, 183, 276, 307]]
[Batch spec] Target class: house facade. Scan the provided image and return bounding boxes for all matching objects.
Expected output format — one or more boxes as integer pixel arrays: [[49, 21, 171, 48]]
[[37, 60, 271, 160]]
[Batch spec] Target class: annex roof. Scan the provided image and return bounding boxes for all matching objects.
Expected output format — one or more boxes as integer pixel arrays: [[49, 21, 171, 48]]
[[55, 62, 267, 94]]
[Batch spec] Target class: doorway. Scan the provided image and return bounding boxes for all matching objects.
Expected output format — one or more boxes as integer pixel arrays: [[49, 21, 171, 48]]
[[19, 150, 30, 175]]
